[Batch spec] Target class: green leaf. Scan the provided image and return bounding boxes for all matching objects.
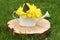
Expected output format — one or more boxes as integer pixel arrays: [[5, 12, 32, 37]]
[[23, 3, 29, 13]]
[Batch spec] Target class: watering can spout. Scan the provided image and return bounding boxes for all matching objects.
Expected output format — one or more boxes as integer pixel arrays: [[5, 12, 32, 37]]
[[41, 11, 50, 19]]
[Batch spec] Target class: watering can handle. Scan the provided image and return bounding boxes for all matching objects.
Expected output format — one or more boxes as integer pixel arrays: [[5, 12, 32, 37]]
[[12, 11, 17, 19]]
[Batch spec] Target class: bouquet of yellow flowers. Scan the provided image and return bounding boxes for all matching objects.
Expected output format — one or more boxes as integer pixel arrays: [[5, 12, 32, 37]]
[[16, 3, 42, 19]]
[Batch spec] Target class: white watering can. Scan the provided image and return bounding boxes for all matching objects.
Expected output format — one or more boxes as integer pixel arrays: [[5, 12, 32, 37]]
[[13, 11, 50, 27]]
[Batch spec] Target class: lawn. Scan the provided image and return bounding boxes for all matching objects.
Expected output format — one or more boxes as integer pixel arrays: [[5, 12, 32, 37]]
[[0, 0, 60, 40]]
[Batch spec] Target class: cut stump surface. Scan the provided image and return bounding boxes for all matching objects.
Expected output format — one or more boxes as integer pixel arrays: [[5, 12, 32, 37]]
[[7, 19, 50, 35]]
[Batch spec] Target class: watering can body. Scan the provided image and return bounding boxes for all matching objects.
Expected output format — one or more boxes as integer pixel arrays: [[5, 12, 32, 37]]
[[19, 11, 50, 27]]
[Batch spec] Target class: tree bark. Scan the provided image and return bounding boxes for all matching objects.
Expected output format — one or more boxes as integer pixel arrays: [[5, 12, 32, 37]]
[[7, 19, 50, 36]]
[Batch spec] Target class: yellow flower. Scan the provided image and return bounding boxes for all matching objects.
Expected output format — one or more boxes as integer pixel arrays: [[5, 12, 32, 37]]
[[27, 13, 32, 18], [16, 7, 24, 15], [26, 3, 31, 8], [35, 9, 42, 18], [16, 3, 43, 19], [31, 14, 36, 19], [21, 14, 27, 19]]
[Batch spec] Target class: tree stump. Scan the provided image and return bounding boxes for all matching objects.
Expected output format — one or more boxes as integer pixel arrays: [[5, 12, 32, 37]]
[[7, 19, 50, 36]]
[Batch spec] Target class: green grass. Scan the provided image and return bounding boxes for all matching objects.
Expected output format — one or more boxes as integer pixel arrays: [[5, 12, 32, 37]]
[[0, 0, 60, 40]]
